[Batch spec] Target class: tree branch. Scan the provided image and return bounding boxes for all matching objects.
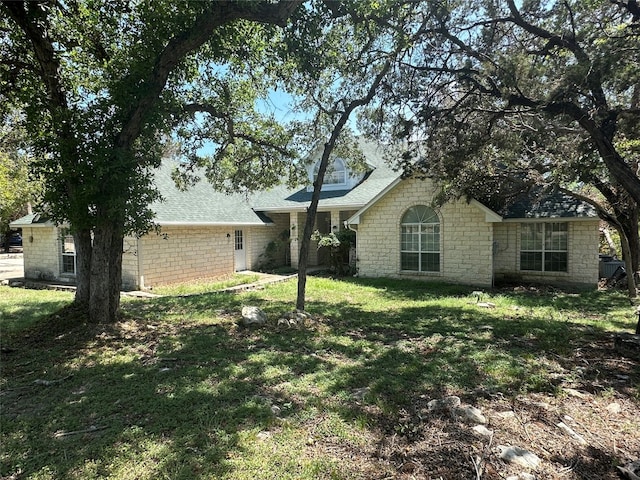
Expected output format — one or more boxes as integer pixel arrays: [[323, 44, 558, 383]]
[[116, 1, 303, 151]]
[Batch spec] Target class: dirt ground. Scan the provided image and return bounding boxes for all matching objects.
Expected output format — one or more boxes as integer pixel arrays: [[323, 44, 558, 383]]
[[322, 334, 640, 480]]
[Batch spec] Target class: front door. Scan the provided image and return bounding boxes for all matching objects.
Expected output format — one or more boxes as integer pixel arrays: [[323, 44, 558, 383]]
[[234, 229, 246, 271]]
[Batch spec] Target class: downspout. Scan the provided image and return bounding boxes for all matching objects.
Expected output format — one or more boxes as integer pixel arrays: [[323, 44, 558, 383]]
[[137, 236, 145, 290]]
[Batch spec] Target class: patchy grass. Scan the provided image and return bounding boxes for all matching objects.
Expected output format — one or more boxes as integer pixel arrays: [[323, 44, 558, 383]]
[[1, 279, 639, 480], [149, 273, 262, 296], [0, 287, 73, 335]]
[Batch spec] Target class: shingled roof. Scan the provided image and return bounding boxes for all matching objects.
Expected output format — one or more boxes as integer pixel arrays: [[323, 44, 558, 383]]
[[477, 187, 598, 220]]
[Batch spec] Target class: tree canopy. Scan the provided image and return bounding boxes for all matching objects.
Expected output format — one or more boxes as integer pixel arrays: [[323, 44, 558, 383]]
[[362, 0, 640, 293], [0, 0, 305, 321]]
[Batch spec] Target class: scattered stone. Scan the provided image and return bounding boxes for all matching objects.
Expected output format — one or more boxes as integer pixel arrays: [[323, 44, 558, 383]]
[[606, 402, 622, 414], [556, 422, 587, 445], [472, 425, 493, 438], [352, 387, 370, 401], [270, 405, 282, 416], [563, 387, 587, 399], [158, 367, 171, 373], [256, 431, 272, 441], [456, 405, 487, 424], [241, 306, 267, 326], [477, 302, 496, 308], [617, 459, 640, 480], [498, 445, 541, 469], [427, 395, 461, 412], [497, 410, 516, 419], [506, 474, 536, 480]]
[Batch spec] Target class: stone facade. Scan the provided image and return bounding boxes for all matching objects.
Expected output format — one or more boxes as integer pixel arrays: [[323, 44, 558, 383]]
[[354, 178, 599, 289], [355, 178, 494, 287], [136, 226, 234, 287], [493, 220, 600, 287], [20, 226, 61, 282]]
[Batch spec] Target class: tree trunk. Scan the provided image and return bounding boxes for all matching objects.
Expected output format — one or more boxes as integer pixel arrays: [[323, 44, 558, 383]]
[[88, 220, 122, 323], [73, 228, 92, 306], [296, 201, 318, 311], [108, 223, 124, 319], [618, 208, 640, 272], [617, 225, 637, 299]]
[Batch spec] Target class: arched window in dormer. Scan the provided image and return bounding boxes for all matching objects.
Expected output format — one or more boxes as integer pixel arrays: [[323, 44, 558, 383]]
[[314, 158, 347, 187]]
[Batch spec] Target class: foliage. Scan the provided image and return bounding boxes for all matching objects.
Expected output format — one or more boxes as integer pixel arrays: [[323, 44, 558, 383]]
[[0, 1, 306, 321], [0, 114, 40, 239], [361, 0, 640, 295], [258, 228, 291, 272], [311, 229, 356, 276], [1, 279, 638, 478]]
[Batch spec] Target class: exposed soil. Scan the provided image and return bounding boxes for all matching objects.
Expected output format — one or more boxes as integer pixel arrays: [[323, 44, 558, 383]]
[[2, 305, 639, 480], [319, 334, 640, 480]]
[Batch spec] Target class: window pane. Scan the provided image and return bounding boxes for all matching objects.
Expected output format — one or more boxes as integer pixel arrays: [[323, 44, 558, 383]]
[[545, 252, 567, 272], [521, 224, 542, 250], [63, 235, 75, 253], [401, 252, 419, 271], [421, 224, 439, 252], [62, 254, 76, 274], [545, 223, 567, 251], [401, 226, 419, 251], [521, 252, 542, 271], [421, 253, 440, 272]]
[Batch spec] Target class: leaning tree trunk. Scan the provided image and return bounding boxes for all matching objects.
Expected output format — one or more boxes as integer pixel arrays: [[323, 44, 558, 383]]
[[73, 228, 93, 307]]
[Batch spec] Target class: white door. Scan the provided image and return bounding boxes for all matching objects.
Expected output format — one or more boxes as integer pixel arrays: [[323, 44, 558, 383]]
[[234, 229, 246, 271]]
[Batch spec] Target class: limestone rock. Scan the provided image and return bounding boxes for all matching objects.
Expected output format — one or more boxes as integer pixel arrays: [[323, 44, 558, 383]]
[[498, 445, 541, 469], [606, 402, 622, 414], [241, 306, 267, 326], [456, 405, 487, 424], [472, 425, 493, 438], [556, 422, 587, 445], [427, 395, 461, 412]]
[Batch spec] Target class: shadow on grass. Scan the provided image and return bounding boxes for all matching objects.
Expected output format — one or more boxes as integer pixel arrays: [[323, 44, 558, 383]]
[[1, 278, 638, 479]]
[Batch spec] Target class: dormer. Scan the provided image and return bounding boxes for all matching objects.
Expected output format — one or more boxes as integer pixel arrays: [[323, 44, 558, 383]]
[[306, 157, 368, 192]]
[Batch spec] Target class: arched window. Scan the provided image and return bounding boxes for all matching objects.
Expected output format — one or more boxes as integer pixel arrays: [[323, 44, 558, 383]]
[[400, 205, 440, 272], [314, 158, 347, 186]]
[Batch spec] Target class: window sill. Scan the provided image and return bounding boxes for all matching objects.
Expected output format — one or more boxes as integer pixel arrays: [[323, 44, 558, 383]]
[[399, 270, 441, 276]]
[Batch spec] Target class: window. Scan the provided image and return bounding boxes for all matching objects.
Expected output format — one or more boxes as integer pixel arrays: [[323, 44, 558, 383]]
[[400, 205, 440, 272], [314, 158, 347, 186], [61, 234, 76, 275], [520, 222, 567, 272], [234, 230, 243, 251]]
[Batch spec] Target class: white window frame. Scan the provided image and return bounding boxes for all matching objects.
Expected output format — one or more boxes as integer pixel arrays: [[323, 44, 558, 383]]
[[60, 232, 77, 276], [400, 205, 441, 273], [312, 158, 348, 190], [520, 222, 568, 272]]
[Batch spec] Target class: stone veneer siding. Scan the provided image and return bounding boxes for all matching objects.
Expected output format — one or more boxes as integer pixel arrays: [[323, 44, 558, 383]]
[[493, 220, 599, 288], [355, 178, 494, 287], [138, 225, 234, 287], [246, 213, 290, 270], [20, 226, 61, 281]]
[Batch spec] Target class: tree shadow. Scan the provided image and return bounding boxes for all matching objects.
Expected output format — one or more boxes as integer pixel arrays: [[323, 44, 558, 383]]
[[1, 280, 638, 479]]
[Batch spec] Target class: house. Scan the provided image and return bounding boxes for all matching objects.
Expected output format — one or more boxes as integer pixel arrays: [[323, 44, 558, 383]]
[[11, 141, 600, 289]]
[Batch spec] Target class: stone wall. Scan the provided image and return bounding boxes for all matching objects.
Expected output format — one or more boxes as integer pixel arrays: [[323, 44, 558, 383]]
[[493, 220, 600, 288], [355, 178, 494, 287], [20, 226, 60, 281], [139, 225, 234, 287]]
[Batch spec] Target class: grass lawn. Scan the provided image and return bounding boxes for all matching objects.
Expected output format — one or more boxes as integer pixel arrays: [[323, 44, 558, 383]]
[[1, 277, 639, 479]]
